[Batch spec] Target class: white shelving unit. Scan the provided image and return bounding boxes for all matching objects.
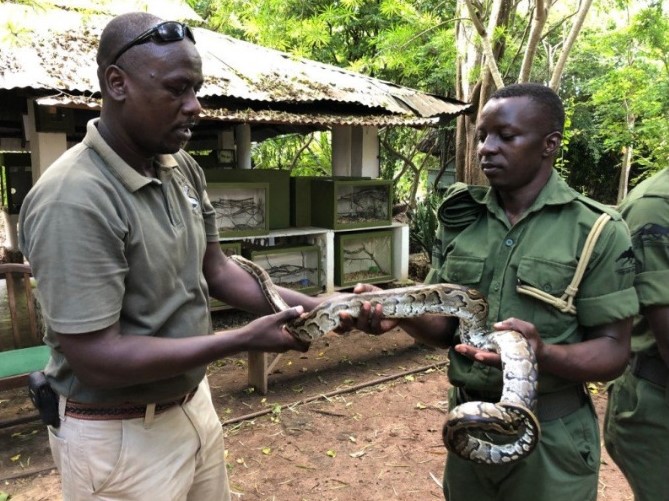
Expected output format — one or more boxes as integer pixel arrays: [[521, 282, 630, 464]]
[[219, 222, 410, 293]]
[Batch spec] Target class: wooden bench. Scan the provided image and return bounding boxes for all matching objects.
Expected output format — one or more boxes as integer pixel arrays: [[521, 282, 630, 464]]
[[0, 263, 49, 391]]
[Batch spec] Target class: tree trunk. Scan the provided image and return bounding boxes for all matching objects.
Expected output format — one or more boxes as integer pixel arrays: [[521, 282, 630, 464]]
[[617, 145, 633, 204], [617, 111, 636, 203], [457, 0, 511, 186], [549, 0, 593, 90], [519, 0, 549, 83], [464, 0, 505, 90], [455, 0, 478, 183]]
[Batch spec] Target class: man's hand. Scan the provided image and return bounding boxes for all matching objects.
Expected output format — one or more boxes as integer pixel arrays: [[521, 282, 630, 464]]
[[453, 317, 544, 369], [240, 306, 310, 353], [336, 283, 400, 335]]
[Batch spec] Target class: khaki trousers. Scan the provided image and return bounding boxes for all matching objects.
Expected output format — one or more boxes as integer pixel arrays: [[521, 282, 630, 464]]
[[48, 377, 230, 501]]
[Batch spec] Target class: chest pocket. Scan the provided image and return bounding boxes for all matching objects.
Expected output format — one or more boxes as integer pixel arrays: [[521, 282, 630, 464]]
[[516, 213, 612, 319], [516, 256, 578, 340], [440, 255, 485, 286], [517, 257, 575, 296]]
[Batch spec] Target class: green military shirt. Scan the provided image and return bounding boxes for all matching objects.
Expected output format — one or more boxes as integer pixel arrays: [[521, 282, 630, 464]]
[[19, 119, 220, 404], [425, 171, 638, 394], [618, 168, 669, 356]]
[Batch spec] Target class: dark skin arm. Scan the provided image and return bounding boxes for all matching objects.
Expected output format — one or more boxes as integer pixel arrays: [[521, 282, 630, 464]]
[[56, 242, 319, 390], [644, 305, 669, 367], [56, 309, 303, 389], [342, 287, 633, 383], [455, 316, 633, 382], [338, 283, 459, 349]]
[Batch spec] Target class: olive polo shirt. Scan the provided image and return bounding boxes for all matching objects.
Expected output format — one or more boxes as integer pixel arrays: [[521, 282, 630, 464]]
[[18, 119, 219, 403], [618, 168, 669, 356], [426, 171, 639, 394]]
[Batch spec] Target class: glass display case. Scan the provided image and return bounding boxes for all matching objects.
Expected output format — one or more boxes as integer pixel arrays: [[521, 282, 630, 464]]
[[245, 244, 322, 296], [334, 230, 394, 287], [207, 182, 270, 238]]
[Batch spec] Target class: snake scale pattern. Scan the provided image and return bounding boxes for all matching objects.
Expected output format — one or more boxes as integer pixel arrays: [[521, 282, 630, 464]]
[[231, 255, 540, 465]]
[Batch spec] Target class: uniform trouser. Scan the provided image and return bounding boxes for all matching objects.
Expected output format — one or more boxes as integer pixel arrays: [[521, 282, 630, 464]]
[[443, 387, 600, 501], [604, 367, 669, 501], [47, 377, 230, 501]]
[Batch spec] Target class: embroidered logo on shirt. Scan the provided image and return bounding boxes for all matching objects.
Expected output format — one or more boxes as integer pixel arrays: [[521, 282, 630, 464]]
[[182, 184, 200, 213], [615, 246, 637, 275], [633, 223, 669, 243]]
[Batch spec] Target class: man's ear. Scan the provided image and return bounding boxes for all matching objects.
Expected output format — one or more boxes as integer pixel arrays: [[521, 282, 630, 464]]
[[543, 131, 562, 157], [103, 65, 128, 102]]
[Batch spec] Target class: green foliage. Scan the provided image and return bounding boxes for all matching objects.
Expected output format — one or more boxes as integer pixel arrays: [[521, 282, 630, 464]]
[[189, 0, 460, 214], [409, 190, 440, 257], [379, 126, 439, 205], [191, 0, 459, 92], [559, 2, 669, 198], [560, 103, 620, 203], [252, 132, 332, 176], [187, 0, 669, 208]]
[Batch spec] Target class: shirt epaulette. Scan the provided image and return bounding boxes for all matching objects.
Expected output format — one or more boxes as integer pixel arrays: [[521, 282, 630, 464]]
[[437, 182, 487, 229], [574, 193, 623, 222]]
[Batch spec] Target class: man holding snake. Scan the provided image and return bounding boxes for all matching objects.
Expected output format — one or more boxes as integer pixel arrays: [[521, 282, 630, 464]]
[[343, 83, 638, 500], [19, 12, 320, 501]]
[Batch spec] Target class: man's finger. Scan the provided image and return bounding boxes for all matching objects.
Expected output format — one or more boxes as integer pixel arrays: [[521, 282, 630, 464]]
[[281, 306, 304, 321]]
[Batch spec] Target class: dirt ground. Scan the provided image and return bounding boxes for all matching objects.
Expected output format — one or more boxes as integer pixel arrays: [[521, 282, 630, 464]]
[[0, 312, 633, 501]]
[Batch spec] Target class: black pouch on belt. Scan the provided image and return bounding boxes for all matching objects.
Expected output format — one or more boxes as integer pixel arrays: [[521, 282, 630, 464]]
[[28, 371, 60, 427]]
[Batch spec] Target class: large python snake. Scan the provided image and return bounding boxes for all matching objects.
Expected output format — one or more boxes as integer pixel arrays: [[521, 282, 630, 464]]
[[231, 255, 540, 465]]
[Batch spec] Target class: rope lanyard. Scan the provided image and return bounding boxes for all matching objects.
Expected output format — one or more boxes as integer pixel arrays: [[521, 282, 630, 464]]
[[516, 213, 612, 315]]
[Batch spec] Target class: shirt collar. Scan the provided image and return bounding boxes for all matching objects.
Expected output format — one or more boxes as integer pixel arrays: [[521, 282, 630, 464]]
[[468, 170, 579, 219], [82, 118, 178, 192]]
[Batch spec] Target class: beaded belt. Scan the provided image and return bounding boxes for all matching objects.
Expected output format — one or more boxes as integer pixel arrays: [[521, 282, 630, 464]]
[[64, 387, 198, 421]]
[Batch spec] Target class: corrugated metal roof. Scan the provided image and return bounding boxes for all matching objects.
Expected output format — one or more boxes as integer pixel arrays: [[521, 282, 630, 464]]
[[193, 28, 469, 117], [36, 95, 442, 127], [0, 3, 471, 123]]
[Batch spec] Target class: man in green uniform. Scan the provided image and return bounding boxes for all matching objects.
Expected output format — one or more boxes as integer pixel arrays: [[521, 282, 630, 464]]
[[343, 83, 638, 500], [604, 167, 669, 501], [19, 12, 320, 501]]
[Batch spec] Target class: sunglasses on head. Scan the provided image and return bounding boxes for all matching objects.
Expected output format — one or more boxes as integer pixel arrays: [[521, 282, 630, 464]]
[[111, 21, 196, 65]]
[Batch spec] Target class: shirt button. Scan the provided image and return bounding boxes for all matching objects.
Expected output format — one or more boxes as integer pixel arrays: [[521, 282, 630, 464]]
[[505, 238, 514, 247], [492, 282, 500, 291]]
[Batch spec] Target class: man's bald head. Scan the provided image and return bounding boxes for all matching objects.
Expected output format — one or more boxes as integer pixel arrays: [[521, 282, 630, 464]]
[[97, 12, 162, 70], [94, 12, 203, 159]]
